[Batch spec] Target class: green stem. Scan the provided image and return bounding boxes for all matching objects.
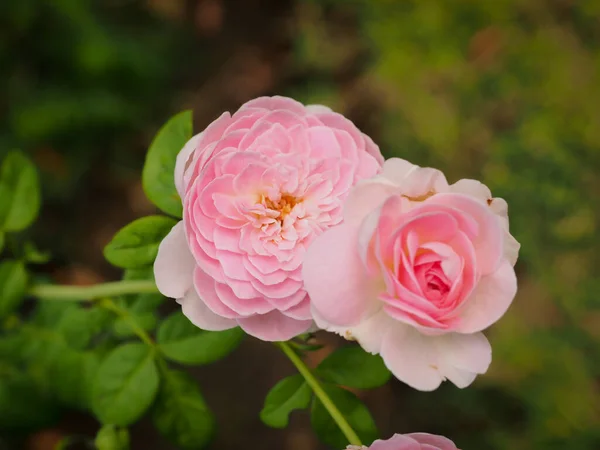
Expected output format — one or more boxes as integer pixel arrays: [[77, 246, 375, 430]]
[[277, 341, 362, 447], [29, 280, 159, 301], [98, 298, 155, 348]]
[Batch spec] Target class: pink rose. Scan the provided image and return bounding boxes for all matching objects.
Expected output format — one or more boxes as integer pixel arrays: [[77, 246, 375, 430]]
[[154, 96, 383, 341], [303, 158, 519, 390], [347, 433, 459, 450]]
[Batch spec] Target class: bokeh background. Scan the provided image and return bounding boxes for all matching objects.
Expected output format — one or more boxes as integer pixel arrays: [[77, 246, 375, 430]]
[[2, 0, 600, 449]]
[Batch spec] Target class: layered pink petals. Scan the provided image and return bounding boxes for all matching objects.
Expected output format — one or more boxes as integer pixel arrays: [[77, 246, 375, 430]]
[[155, 96, 383, 341], [347, 432, 459, 450], [305, 158, 519, 390]]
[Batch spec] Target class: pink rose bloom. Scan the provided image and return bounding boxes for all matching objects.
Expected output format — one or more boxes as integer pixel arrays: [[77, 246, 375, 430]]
[[154, 96, 383, 341], [303, 158, 519, 390], [347, 433, 459, 450]]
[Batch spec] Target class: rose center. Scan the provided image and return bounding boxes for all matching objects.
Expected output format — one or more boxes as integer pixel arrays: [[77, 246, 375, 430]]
[[263, 193, 299, 223], [415, 261, 451, 303]]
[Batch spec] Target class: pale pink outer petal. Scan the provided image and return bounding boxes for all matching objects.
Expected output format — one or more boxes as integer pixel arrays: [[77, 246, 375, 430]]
[[449, 178, 491, 201], [343, 179, 398, 226], [406, 433, 459, 450], [380, 158, 420, 183], [380, 158, 450, 197], [451, 179, 520, 266], [154, 221, 196, 299], [453, 260, 517, 333], [174, 133, 203, 200], [178, 288, 238, 331], [236, 311, 312, 341], [302, 223, 379, 327], [380, 325, 445, 391], [436, 332, 491, 388], [379, 326, 490, 391], [305, 104, 333, 114], [313, 308, 392, 355], [490, 197, 520, 266]]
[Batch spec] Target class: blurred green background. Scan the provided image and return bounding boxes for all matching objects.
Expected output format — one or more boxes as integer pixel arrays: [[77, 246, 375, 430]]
[[2, 0, 599, 449]]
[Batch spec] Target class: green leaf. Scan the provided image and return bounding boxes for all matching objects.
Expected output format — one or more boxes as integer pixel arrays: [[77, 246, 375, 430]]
[[103, 215, 177, 269], [0, 373, 59, 431], [260, 374, 312, 428], [0, 259, 28, 319], [0, 231, 4, 253], [157, 311, 244, 365], [32, 301, 78, 327], [112, 267, 164, 338], [56, 306, 113, 350], [95, 425, 130, 450], [152, 369, 215, 449], [317, 346, 391, 389], [23, 240, 51, 264], [310, 384, 378, 449], [113, 312, 157, 338], [49, 350, 100, 410], [91, 343, 159, 426], [120, 267, 165, 311], [142, 111, 192, 218], [0, 150, 41, 231]]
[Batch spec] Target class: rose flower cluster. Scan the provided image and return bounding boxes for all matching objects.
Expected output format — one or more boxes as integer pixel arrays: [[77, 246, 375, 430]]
[[154, 96, 519, 448]]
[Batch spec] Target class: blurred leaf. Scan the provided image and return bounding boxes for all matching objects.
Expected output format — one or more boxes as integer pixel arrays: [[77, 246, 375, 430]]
[[23, 241, 51, 264], [32, 301, 78, 327], [260, 374, 311, 428], [49, 350, 100, 410], [119, 267, 165, 311], [316, 346, 391, 389], [56, 306, 112, 350], [157, 311, 244, 365], [95, 425, 130, 450], [103, 215, 177, 269], [0, 232, 4, 253], [152, 369, 215, 449], [113, 312, 157, 338], [0, 372, 58, 431], [91, 343, 159, 426], [142, 110, 192, 218], [0, 259, 28, 319], [311, 384, 378, 449], [0, 151, 40, 231], [112, 267, 164, 338]]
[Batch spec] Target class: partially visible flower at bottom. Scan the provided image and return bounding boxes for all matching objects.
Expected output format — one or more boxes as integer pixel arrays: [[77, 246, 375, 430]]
[[346, 433, 459, 450]]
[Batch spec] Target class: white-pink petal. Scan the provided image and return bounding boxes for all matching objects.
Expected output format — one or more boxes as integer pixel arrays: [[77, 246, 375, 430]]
[[302, 224, 378, 327], [178, 288, 237, 331], [237, 310, 312, 341], [453, 259, 517, 333], [154, 221, 196, 299], [174, 133, 203, 199]]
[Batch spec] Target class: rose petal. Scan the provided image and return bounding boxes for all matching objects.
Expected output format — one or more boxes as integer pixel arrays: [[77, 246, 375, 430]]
[[175, 133, 203, 199], [380, 325, 445, 391], [237, 311, 312, 341], [405, 433, 459, 450], [453, 259, 517, 333], [178, 287, 238, 331], [436, 332, 492, 387], [303, 223, 379, 327], [425, 193, 504, 275], [154, 221, 195, 299], [369, 434, 421, 450]]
